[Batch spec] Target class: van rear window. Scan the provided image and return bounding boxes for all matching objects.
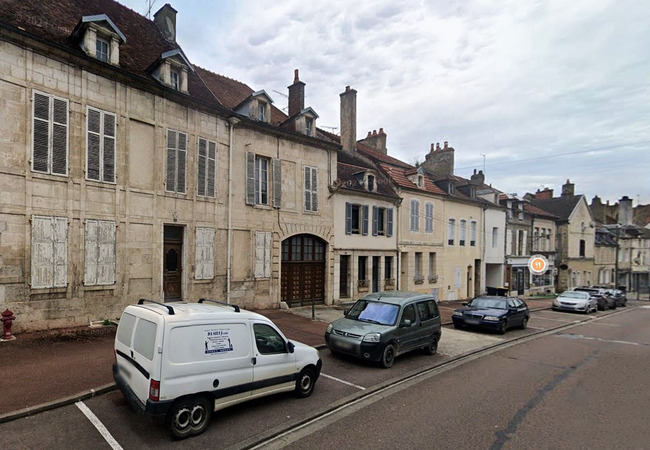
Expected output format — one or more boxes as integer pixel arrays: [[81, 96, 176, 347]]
[[117, 312, 136, 347], [134, 318, 157, 361]]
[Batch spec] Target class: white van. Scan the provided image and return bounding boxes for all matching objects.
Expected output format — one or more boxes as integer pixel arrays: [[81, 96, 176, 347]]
[[113, 299, 322, 439]]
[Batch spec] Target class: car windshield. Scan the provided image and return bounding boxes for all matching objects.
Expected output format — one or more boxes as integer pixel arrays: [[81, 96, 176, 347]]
[[468, 297, 507, 310], [347, 300, 399, 326], [561, 291, 589, 299]]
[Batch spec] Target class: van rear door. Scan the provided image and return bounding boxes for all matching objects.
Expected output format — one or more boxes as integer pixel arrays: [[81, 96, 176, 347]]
[[114, 309, 162, 409]]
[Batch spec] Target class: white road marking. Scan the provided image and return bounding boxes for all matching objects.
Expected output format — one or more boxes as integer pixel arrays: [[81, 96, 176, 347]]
[[76, 401, 124, 450], [534, 316, 581, 323], [526, 326, 546, 331], [320, 373, 366, 390], [556, 333, 647, 347]]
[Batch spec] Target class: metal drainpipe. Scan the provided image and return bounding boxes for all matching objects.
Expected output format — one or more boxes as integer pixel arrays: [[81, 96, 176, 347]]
[[226, 117, 240, 304]]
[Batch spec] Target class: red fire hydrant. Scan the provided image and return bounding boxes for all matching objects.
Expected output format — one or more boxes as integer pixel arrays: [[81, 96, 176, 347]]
[[1, 309, 16, 341]]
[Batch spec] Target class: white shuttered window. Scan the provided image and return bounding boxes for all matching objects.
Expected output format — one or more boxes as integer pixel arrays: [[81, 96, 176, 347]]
[[195, 227, 215, 280], [166, 129, 187, 193], [304, 166, 318, 212], [254, 231, 272, 278], [84, 220, 116, 286], [197, 138, 217, 197], [32, 91, 68, 176], [31, 216, 68, 288], [86, 107, 116, 183]]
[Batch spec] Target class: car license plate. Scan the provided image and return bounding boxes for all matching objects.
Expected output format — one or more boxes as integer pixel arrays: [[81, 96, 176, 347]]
[[336, 341, 353, 351]]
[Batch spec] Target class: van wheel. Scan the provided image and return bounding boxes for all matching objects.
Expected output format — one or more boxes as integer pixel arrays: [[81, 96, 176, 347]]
[[295, 367, 316, 398], [166, 396, 212, 439], [424, 335, 438, 355], [380, 343, 395, 368]]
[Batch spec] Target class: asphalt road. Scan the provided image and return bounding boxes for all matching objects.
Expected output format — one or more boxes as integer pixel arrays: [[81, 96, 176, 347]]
[[2, 304, 648, 449]]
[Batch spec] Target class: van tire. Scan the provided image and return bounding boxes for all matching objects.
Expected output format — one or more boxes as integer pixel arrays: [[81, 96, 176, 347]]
[[295, 367, 316, 398], [166, 395, 212, 439], [380, 343, 395, 369], [424, 335, 438, 355]]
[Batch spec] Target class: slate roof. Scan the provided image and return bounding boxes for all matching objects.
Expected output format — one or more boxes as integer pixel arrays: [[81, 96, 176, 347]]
[[356, 142, 413, 169], [524, 202, 560, 220], [529, 195, 584, 221], [335, 162, 400, 200]]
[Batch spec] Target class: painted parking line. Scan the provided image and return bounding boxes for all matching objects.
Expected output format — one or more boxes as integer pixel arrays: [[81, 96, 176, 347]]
[[556, 333, 649, 347], [532, 315, 582, 323], [75, 401, 123, 450], [320, 373, 366, 390]]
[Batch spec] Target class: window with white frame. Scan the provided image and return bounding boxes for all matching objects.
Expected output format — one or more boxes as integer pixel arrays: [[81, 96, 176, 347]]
[[470, 221, 477, 246], [492, 227, 498, 248], [32, 91, 69, 176], [305, 117, 313, 136], [255, 156, 269, 204], [195, 227, 215, 280], [410, 199, 420, 231], [425, 202, 434, 233], [31, 216, 67, 289], [84, 219, 116, 286], [166, 129, 187, 193], [246, 153, 281, 207], [459, 219, 467, 246], [197, 137, 217, 197], [258, 101, 267, 121], [448, 218, 456, 245], [304, 166, 318, 211], [254, 231, 272, 278], [96, 36, 110, 62], [86, 107, 116, 183]]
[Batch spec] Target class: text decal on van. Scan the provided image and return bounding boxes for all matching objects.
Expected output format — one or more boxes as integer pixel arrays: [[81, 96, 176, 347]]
[[204, 329, 234, 354]]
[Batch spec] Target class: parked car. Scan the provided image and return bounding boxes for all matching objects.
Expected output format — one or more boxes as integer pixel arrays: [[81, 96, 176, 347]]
[[113, 299, 321, 439], [552, 290, 597, 314], [325, 291, 442, 369], [605, 288, 627, 307], [574, 287, 616, 310], [452, 296, 529, 334]]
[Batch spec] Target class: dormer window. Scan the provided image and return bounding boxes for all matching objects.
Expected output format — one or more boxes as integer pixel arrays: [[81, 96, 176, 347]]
[[258, 102, 267, 121], [305, 117, 313, 136], [96, 37, 110, 62], [147, 49, 193, 94], [170, 69, 180, 90], [367, 175, 375, 192], [418, 175, 424, 188], [448, 182, 455, 195]]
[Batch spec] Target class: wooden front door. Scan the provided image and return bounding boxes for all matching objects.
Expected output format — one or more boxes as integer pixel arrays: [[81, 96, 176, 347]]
[[163, 226, 183, 301], [281, 235, 326, 307]]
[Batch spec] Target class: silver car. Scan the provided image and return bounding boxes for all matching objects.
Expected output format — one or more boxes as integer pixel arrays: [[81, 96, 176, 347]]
[[325, 292, 442, 368], [552, 290, 597, 313]]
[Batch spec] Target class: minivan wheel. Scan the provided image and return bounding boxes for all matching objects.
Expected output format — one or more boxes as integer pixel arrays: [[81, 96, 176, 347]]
[[424, 335, 438, 355], [381, 343, 395, 368], [295, 367, 316, 398], [167, 396, 212, 439]]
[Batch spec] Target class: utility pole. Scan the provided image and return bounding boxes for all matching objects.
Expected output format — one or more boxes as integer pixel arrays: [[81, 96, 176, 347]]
[[614, 226, 620, 290]]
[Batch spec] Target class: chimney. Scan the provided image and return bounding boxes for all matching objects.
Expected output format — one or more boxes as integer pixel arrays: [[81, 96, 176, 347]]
[[535, 188, 554, 199], [561, 179, 575, 197], [470, 169, 485, 186], [618, 196, 633, 225], [340, 86, 357, 153], [154, 4, 178, 42], [287, 69, 305, 118], [421, 140, 455, 179], [359, 127, 387, 154]]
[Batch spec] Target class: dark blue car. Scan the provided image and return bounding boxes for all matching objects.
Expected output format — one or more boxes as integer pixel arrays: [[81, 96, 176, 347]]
[[452, 296, 529, 334]]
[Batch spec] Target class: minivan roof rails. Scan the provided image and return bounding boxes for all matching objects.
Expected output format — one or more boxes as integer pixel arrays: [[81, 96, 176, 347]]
[[137, 298, 175, 315], [198, 298, 240, 312]]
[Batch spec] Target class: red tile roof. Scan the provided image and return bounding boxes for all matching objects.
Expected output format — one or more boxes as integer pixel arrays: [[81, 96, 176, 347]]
[[378, 163, 446, 195]]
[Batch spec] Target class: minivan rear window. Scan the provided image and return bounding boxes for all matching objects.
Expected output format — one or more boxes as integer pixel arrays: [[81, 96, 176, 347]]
[[134, 318, 157, 361], [117, 312, 136, 347]]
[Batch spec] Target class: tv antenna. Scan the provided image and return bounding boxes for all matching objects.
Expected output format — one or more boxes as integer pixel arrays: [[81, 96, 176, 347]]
[[146, 0, 157, 19]]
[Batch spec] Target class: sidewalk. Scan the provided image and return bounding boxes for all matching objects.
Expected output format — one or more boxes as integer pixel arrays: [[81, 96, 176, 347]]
[[0, 296, 556, 422]]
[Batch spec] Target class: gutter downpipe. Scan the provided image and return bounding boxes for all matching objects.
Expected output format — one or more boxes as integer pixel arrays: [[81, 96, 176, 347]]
[[226, 117, 240, 304]]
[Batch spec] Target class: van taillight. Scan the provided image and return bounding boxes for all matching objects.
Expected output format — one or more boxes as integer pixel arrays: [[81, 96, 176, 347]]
[[149, 379, 160, 401]]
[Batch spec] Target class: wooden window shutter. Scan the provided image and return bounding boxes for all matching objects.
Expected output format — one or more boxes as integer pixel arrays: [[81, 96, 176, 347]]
[[97, 221, 116, 285], [103, 113, 116, 183], [345, 202, 352, 235], [311, 168, 318, 211], [52, 217, 68, 287], [84, 220, 99, 285], [362, 205, 369, 236], [372, 206, 378, 236], [166, 130, 177, 192], [246, 152, 255, 205], [33, 93, 50, 173], [177, 132, 187, 193], [51, 98, 68, 175], [197, 138, 207, 196], [264, 231, 272, 278], [207, 141, 216, 197], [254, 232, 265, 278], [272, 158, 282, 208], [195, 227, 215, 280], [87, 108, 101, 181], [387, 208, 393, 237], [304, 167, 311, 211], [31, 216, 54, 288]]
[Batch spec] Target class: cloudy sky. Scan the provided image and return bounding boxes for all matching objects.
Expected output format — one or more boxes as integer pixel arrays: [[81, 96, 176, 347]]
[[119, 0, 650, 204]]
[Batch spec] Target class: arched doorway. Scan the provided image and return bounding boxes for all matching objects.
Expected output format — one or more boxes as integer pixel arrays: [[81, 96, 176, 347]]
[[281, 234, 326, 307]]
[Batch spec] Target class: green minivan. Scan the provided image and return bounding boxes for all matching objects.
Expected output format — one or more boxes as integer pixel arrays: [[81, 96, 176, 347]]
[[325, 291, 442, 368]]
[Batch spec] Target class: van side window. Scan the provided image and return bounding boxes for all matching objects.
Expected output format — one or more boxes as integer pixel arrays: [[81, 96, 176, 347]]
[[426, 300, 439, 318], [416, 302, 430, 321], [400, 305, 416, 325], [117, 312, 136, 346], [253, 323, 287, 354], [134, 318, 157, 361]]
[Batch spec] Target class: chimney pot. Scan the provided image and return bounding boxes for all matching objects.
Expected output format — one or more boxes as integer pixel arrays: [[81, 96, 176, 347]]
[[444, 141, 448, 149], [430, 143, 435, 151], [379, 127, 384, 134], [367, 131, 372, 137], [294, 69, 299, 82], [436, 143, 441, 150]]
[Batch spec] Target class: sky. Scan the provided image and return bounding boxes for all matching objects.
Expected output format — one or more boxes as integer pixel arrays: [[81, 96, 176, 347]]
[[118, 0, 650, 205]]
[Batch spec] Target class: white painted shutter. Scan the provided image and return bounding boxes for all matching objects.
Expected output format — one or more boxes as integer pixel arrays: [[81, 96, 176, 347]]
[[195, 227, 215, 280], [53, 217, 68, 287], [177, 132, 187, 193], [197, 138, 207, 196], [507, 230, 513, 255], [166, 130, 177, 191], [51, 98, 68, 175], [97, 221, 116, 285], [87, 108, 101, 181], [103, 113, 116, 183], [84, 220, 99, 285], [33, 93, 50, 173], [254, 232, 265, 278], [31, 216, 54, 288], [272, 158, 282, 208], [264, 232, 272, 278], [304, 167, 311, 211], [207, 141, 216, 197], [246, 152, 255, 205], [522, 230, 528, 255]]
